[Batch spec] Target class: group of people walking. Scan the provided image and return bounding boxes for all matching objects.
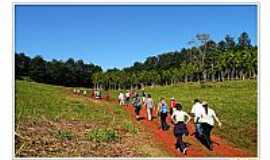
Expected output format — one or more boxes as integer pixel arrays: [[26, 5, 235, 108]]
[[118, 91, 223, 155]]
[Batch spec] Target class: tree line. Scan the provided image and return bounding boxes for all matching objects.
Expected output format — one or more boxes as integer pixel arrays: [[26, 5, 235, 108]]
[[15, 54, 102, 87], [92, 32, 257, 90]]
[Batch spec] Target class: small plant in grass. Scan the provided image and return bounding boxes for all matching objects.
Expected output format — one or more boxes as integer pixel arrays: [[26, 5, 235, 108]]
[[56, 130, 73, 141], [87, 128, 118, 142], [123, 121, 139, 134]]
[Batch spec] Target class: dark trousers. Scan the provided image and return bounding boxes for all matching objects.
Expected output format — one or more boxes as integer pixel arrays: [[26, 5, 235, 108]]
[[194, 123, 203, 138], [160, 112, 168, 130], [201, 123, 213, 149], [125, 97, 130, 105], [176, 135, 186, 152], [135, 105, 141, 116], [174, 122, 188, 152]]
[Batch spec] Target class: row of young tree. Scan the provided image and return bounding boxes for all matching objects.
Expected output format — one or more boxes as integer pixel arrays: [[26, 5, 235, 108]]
[[15, 53, 102, 87], [93, 32, 257, 90]]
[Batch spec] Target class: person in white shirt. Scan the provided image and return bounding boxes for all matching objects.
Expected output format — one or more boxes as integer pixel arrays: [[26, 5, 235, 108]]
[[118, 92, 125, 106], [125, 91, 130, 106], [171, 103, 191, 155], [144, 94, 154, 121], [76, 89, 81, 95], [190, 99, 204, 138], [83, 90, 87, 96], [142, 91, 146, 103], [199, 101, 222, 151]]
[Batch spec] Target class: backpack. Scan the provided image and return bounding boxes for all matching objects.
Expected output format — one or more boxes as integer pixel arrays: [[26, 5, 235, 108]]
[[134, 97, 141, 107], [161, 104, 167, 113]]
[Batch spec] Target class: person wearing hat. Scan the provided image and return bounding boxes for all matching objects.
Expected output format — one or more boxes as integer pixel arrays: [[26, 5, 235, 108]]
[[170, 96, 177, 115], [199, 101, 222, 150], [190, 98, 204, 138], [157, 97, 169, 130]]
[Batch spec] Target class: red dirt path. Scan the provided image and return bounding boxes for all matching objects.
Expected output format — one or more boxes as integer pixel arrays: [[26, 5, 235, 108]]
[[122, 103, 254, 157], [87, 94, 255, 157]]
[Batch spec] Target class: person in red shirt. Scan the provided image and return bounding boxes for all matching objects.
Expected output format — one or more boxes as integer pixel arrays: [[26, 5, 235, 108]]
[[170, 97, 177, 115]]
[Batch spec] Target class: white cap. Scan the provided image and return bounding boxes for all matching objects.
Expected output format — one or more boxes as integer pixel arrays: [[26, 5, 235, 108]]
[[202, 101, 208, 106]]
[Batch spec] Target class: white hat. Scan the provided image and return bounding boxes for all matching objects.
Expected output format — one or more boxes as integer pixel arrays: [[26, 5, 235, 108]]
[[202, 101, 208, 106], [170, 96, 175, 100]]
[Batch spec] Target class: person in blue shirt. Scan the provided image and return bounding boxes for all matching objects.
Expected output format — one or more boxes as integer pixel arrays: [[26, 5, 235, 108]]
[[133, 93, 142, 120], [157, 97, 169, 130]]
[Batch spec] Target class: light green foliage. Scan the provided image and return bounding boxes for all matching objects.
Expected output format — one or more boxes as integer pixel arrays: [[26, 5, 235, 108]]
[[16, 80, 257, 155], [15, 80, 113, 123], [110, 80, 257, 153], [15, 80, 173, 157], [87, 128, 118, 143], [144, 80, 257, 153], [123, 120, 139, 134], [56, 130, 74, 141]]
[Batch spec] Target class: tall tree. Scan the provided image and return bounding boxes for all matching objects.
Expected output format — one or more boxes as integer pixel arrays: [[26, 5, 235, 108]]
[[196, 33, 210, 82], [224, 35, 236, 50], [238, 32, 251, 49], [15, 53, 31, 79], [29, 55, 47, 83]]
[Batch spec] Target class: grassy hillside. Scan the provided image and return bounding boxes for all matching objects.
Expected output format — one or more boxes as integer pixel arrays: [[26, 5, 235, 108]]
[[15, 80, 170, 157], [15, 80, 257, 156], [112, 80, 257, 153]]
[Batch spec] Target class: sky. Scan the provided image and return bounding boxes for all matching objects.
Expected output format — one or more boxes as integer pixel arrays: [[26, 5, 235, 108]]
[[15, 5, 257, 70]]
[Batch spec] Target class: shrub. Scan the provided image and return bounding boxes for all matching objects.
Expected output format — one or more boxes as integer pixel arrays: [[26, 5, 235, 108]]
[[123, 121, 139, 134], [87, 128, 118, 142], [56, 130, 73, 141]]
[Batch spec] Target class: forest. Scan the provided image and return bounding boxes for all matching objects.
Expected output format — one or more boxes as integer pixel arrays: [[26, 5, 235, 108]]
[[15, 32, 257, 89], [92, 32, 257, 90], [15, 54, 102, 87]]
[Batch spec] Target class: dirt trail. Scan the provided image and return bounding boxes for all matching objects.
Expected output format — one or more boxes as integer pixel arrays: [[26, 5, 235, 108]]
[[124, 104, 207, 157], [122, 103, 254, 157], [85, 94, 254, 157]]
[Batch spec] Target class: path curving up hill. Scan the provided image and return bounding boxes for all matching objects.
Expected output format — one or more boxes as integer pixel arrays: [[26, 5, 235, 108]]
[[121, 103, 254, 157]]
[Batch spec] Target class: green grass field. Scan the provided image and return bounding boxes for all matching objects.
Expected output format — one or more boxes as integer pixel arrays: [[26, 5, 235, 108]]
[[15, 80, 257, 156], [15, 80, 169, 157], [112, 80, 257, 153]]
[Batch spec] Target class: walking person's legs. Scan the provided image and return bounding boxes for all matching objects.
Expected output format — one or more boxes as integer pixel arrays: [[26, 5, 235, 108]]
[[126, 97, 129, 106], [201, 123, 213, 150], [205, 124, 213, 150], [164, 112, 168, 129], [175, 136, 180, 149], [150, 108, 153, 120], [138, 105, 142, 119], [147, 107, 151, 120], [195, 123, 203, 138], [135, 106, 139, 120], [160, 117, 163, 129], [174, 123, 188, 154], [161, 113, 164, 130], [177, 135, 187, 154], [160, 113, 166, 130]]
